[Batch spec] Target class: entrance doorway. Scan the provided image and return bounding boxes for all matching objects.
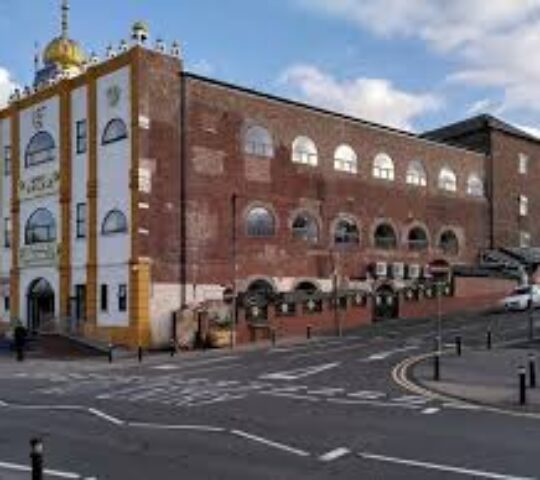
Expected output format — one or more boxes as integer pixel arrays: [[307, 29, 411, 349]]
[[373, 285, 399, 321], [27, 278, 55, 334]]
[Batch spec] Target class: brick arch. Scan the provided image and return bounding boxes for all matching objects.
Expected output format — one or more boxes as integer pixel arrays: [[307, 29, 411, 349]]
[[403, 221, 431, 250], [242, 201, 279, 234], [370, 217, 401, 249], [436, 225, 465, 257], [290, 278, 323, 292], [329, 213, 362, 247]]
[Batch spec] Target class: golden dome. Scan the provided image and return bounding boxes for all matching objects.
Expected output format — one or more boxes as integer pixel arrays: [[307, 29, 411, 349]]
[[43, 36, 86, 70]]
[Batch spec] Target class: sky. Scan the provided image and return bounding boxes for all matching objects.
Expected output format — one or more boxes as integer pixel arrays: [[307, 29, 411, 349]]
[[1, 0, 540, 134]]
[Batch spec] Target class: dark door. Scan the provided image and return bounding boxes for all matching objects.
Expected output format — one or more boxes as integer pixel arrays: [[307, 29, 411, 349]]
[[373, 286, 399, 321], [27, 278, 55, 334]]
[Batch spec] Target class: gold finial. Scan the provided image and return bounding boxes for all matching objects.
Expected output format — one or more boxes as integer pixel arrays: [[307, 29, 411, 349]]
[[61, 0, 69, 38]]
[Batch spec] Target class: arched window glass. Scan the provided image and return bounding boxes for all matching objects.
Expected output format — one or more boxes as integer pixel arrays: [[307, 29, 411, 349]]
[[292, 136, 318, 166], [438, 167, 457, 192], [408, 227, 429, 251], [334, 145, 358, 174], [244, 126, 274, 158], [406, 161, 427, 187], [102, 210, 128, 235], [25, 208, 56, 244], [467, 173, 484, 197], [102, 118, 128, 145], [374, 223, 397, 250], [439, 230, 459, 255], [292, 213, 319, 243], [246, 207, 276, 237], [25, 131, 56, 167], [334, 218, 359, 245], [373, 153, 395, 181]]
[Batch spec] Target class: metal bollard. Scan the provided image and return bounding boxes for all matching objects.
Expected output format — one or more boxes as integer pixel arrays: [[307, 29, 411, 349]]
[[307, 325, 312, 340], [271, 329, 277, 347], [486, 329, 492, 350], [529, 353, 537, 389], [170, 338, 176, 357], [16, 346, 24, 362], [138, 346, 143, 363], [30, 438, 43, 480], [108, 344, 113, 363], [433, 352, 440, 381], [455, 336, 462, 356], [519, 365, 527, 405]]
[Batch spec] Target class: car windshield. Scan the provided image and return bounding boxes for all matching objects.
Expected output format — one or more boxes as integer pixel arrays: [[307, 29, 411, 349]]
[[513, 287, 531, 295]]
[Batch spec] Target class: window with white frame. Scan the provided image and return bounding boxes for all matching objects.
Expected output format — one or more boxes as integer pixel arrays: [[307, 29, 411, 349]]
[[3, 218, 10, 248], [4, 146, 11, 176], [406, 161, 427, 187], [76, 119, 87, 154], [438, 167, 457, 192], [520, 231, 531, 247], [519, 195, 529, 217], [76, 203, 86, 238], [291, 136, 318, 166], [334, 144, 357, 173], [519, 153, 529, 175], [118, 284, 127, 312], [246, 206, 276, 237], [467, 173, 484, 197], [372, 153, 395, 181], [244, 125, 274, 158]]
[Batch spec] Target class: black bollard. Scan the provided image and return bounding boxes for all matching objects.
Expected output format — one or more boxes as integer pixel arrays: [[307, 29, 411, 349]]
[[16, 345, 24, 362], [519, 365, 527, 405], [433, 352, 440, 381], [486, 329, 492, 350], [108, 344, 113, 363], [529, 354, 537, 389], [307, 325, 312, 340], [271, 329, 277, 347], [455, 336, 462, 356], [30, 438, 43, 480], [138, 346, 143, 363], [170, 338, 176, 357]]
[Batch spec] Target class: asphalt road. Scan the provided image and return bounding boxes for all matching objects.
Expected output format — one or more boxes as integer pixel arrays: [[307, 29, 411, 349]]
[[1, 310, 540, 479]]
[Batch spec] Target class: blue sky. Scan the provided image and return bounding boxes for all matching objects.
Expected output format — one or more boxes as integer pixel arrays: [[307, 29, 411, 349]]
[[1, 0, 539, 133]]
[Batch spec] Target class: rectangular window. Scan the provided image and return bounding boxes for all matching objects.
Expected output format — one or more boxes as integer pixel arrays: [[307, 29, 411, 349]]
[[519, 153, 529, 175], [76, 120, 87, 154], [4, 218, 10, 249], [118, 284, 127, 312], [75, 284, 86, 320], [4, 296, 9, 312], [4, 146, 11, 176], [76, 203, 86, 238], [100, 284, 108, 312], [519, 195, 529, 217]]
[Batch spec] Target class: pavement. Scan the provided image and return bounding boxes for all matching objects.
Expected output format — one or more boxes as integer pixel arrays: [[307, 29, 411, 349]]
[[1, 311, 540, 479]]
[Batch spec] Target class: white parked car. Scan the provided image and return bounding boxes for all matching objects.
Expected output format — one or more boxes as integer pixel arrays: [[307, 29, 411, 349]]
[[500, 285, 540, 311]]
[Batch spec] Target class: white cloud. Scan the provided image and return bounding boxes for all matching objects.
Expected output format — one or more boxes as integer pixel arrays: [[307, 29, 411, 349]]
[[0, 67, 17, 109], [297, 0, 540, 116], [516, 124, 540, 139], [281, 64, 441, 131]]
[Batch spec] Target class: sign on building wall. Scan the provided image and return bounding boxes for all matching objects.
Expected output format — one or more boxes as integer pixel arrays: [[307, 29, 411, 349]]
[[19, 243, 58, 268], [19, 171, 60, 201]]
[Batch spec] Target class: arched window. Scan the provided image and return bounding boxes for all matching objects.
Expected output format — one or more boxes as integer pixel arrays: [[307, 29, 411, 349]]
[[292, 136, 318, 166], [334, 218, 359, 245], [438, 167, 457, 192], [102, 210, 128, 235], [25, 131, 56, 167], [244, 125, 274, 158], [373, 153, 395, 181], [408, 227, 429, 251], [467, 173, 484, 196], [439, 230, 459, 255], [374, 223, 397, 250], [102, 118, 128, 145], [292, 212, 319, 243], [25, 208, 56, 244], [406, 161, 427, 187], [334, 144, 358, 174], [246, 207, 276, 237]]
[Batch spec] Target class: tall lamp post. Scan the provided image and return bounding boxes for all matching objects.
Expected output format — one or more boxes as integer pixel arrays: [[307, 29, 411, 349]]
[[230, 193, 238, 350]]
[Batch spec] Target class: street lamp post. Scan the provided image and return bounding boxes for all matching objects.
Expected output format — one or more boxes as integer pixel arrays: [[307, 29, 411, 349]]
[[436, 281, 443, 354], [230, 193, 238, 350]]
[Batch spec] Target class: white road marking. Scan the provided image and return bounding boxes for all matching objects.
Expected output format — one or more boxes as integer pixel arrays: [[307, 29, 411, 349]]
[[230, 429, 310, 457], [0, 460, 94, 479], [328, 398, 419, 409], [443, 402, 482, 411], [392, 395, 430, 406], [307, 387, 345, 396], [319, 447, 351, 462], [0, 400, 8, 407], [88, 408, 124, 426], [129, 422, 225, 433], [359, 452, 535, 480], [363, 346, 419, 362], [260, 362, 340, 381], [348, 391, 386, 400], [421, 407, 440, 415], [152, 364, 179, 371], [261, 391, 320, 402]]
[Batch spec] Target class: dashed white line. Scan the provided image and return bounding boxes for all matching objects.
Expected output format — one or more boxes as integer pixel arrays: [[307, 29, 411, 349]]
[[261, 391, 321, 402], [358, 452, 535, 480], [230, 429, 310, 457], [328, 398, 420, 409], [421, 407, 441, 415], [88, 408, 124, 426], [0, 460, 94, 479], [319, 447, 351, 462], [129, 422, 225, 433]]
